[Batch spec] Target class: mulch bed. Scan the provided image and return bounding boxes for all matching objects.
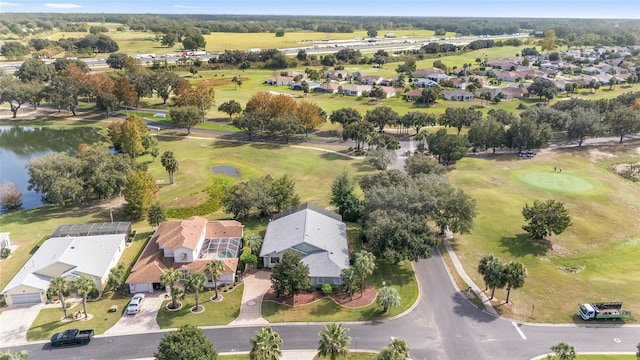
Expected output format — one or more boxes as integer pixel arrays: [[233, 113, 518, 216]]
[[263, 285, 377, 308]]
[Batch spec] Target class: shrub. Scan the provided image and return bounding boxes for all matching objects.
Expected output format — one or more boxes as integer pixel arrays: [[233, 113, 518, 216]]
[[88, 287, 100, 300], [321, 283, 333, 295], [0, 247, 10, 259]]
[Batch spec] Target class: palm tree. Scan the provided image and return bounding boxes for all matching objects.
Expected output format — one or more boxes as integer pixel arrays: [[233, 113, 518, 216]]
[[186, 271, 207, 311], [161, 268, 183, 310], [478, 254, 507, 298], [502, 262, 527, 303], [205, 259, 225, 299], [74, 275, 96, 319], [49, 277, 70, 319], [249, 326, 283, 360], [317, 323, 351, 360], [477, 254, 499, 291], [377, 337, 410, 360], [376, 286, 401, 313], [353, 250, 376, 297], [550, 342, 576, 360], [160, 151, 179, 185]]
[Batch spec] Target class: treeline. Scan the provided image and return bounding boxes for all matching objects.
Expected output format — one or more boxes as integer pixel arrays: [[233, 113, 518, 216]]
[[1, 34, 118, 58], [2, 13, 639, 46]]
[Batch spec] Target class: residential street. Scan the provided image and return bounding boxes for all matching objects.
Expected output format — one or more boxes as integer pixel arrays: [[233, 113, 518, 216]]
[[2, 250, 637, 360]]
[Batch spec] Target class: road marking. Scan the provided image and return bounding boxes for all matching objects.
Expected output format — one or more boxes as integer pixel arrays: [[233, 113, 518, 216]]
[[511, 321, 527, 340]]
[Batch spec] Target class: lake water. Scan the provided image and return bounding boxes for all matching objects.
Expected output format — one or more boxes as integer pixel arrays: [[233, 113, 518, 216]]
[[0, 126, 104, 211]]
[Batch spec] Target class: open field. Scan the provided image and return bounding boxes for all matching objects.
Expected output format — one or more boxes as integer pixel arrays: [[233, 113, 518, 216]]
[[448, 143, 640, 323], [143, 135, 372, 209]]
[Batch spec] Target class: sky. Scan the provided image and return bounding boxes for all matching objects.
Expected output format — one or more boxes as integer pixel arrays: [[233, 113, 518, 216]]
[[0, 0, 638, 19]]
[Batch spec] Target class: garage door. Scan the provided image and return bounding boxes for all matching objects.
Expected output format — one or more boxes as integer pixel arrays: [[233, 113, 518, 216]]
[[10, 293, 42, 304], [131, 283, 151, 293]]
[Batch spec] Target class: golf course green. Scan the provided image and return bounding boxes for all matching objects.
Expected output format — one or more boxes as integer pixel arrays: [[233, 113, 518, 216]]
[[519, 171, 595, 192]]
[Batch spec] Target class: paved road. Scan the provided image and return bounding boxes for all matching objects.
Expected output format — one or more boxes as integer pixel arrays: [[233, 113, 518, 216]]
[[2, 252, 638, 360]]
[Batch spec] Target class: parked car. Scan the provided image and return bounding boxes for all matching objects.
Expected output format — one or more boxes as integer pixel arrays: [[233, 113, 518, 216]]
[[50, 329, 94, 347], [126, 293, 145, 315]]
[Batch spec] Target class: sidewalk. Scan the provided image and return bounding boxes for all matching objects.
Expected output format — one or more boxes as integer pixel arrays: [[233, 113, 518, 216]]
[[442, 230, 498, 316], [228, 270, 271, 326]]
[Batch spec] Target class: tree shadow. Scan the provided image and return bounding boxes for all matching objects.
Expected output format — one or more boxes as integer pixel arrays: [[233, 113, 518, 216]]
[[364, 308, 388, 321], [352, 161, 377, 173], [499, 233, 552, 257], [450, 293, 498, 323], [250, 143, 285, 150], [209, 140, 245, 149], [320, 152, 353, 161]]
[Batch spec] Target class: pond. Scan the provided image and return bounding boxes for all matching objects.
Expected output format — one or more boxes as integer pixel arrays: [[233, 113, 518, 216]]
[[211, 165, 241, 178], [0, 126, 104, 211]]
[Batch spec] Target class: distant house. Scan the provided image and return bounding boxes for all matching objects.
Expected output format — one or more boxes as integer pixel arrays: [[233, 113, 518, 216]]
[[412, 67, 445, 78], [405, 88, 423, 101], [476, 88, 514, 101], [265, 76, 294, 86], [290, 81, 321, 91], [360, 75, 384, 85], [126, 217, 242, 293], [260, 203, 349, 286], [379, 77, 398, 87], [1, 222, 131, 305], [426, 73, 452, 83], [313, 82, 340, 94], [443, 90, 475, 101], [325, 70, 348, 81], [496, 71, 521, 82], [378, 86, 397, 98], [501, 85, 528, 99], [413, 78, 439, 88], [486, 59, 514, 69], [341, 84, 372, 96], [581, 66, 600, 75]]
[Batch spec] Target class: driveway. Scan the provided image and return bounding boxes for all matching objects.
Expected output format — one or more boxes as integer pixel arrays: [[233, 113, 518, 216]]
[[228, 270, 271, 326], [0, 302, 46, 347], [103, 292, 166, 335]]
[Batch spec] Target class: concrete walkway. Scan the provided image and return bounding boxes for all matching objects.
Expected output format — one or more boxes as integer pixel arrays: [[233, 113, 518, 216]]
[[228, 270, 272, 326], [442, 230, 498, 316]]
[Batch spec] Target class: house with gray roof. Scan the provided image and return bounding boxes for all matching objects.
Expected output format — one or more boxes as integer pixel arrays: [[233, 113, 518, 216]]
[[1, 222, 131, 305], [260, 203, 349, 286]]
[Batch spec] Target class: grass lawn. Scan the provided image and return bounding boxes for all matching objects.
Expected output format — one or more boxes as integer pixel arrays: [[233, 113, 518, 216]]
[[145, 136, 374, 210], [26, 291, 131, 341], [262, 259, 417, 323], [156, 284, 243, 328], [448, 144, 640, 323]]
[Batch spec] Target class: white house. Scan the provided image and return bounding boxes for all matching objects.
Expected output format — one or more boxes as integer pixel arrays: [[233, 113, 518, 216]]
[[1, 222, 130, 305], [260, 203, 349, 286]]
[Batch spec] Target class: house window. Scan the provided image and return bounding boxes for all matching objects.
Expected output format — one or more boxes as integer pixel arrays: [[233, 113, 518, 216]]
[[333, 277, 341, 285], [317, 277, 324, 285], [270, 257, 279, 264], [180, 253, 187, 261], [180, 269, 189, 280]]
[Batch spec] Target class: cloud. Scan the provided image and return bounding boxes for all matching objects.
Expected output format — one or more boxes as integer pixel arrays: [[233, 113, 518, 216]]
[[43, 3, 82, 9], [0, 1, 22, 6], [173, 5, 199, 8]]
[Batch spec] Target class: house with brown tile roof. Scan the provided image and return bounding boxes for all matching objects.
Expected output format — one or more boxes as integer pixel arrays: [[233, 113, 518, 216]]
[[126, 217, 243, 293]]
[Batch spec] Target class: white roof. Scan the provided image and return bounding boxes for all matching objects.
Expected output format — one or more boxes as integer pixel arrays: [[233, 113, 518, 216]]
[[1, 234, 125, 293], [260, 204, 349, 278]]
